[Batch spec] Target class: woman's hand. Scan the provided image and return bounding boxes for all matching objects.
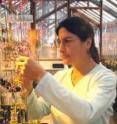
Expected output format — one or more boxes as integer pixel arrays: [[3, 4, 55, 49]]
[[16, 56, 46, 87]]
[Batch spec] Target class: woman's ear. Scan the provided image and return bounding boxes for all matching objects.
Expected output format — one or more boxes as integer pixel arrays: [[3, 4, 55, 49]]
[[85, 38, 92, 49]]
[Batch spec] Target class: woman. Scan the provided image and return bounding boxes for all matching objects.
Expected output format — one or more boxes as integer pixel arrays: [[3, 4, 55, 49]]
[[18, 17, 117, 124]]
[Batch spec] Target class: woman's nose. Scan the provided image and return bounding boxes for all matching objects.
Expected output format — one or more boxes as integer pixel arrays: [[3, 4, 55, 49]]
[[59, 42, 65, 52], [59, 41, 65, 50]]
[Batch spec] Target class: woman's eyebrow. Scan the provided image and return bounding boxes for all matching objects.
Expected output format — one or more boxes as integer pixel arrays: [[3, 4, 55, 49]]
[[62, 36, 74, 40]]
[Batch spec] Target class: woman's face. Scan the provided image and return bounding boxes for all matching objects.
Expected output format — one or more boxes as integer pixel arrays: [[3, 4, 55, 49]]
[[58, 27, 90, 65]]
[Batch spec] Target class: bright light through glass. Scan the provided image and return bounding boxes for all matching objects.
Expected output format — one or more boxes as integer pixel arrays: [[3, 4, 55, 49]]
[[111, 0, 117, 4]]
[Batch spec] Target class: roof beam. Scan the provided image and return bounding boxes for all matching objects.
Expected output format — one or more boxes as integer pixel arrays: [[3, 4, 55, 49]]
[[36, 2, 68, 23], [103, 5, 117, 18], [71, 8, 99, 27], [90, 0, 117, 18], [106, 0, 117, 7]]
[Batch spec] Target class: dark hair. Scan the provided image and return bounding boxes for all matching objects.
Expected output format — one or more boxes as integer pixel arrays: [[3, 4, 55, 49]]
[[56, 16, 100, 64]]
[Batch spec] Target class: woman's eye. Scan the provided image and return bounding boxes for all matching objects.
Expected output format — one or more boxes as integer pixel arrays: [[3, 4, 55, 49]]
[[64, 39, 72, 43], [58, 39, 72, 46]]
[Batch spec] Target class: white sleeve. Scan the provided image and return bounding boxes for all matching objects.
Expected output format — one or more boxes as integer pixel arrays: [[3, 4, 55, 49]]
[[35, 72, 117, 123], [26, 90, 51, 119]]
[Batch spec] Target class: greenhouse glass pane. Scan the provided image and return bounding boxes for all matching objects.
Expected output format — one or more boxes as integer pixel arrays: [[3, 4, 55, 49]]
[[103, 0, 117, 12], [111, 0, 117, 5]]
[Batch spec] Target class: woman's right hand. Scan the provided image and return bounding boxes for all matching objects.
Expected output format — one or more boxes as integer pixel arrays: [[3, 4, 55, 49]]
[[16, 56, 46, 87]]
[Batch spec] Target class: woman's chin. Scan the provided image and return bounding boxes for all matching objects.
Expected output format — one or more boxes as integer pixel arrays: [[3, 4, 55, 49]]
[[62, 59, 71, 65], [60, 56, 72, 65]]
